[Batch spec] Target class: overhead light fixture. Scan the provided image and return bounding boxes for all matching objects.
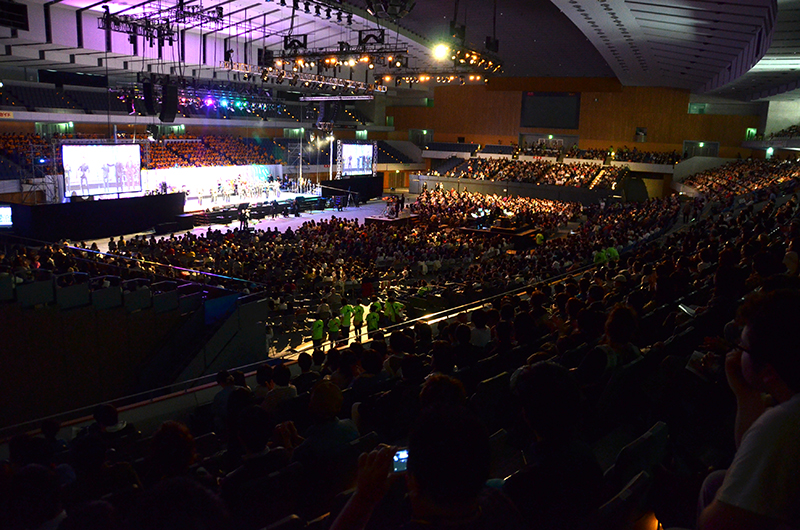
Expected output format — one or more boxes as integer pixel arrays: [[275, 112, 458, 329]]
[[433, 44, 449, 61], [366, 0, 376, 16]]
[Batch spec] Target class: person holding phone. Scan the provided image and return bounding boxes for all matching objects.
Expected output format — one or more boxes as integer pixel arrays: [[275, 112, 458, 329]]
[[330, 406, 526, 530]]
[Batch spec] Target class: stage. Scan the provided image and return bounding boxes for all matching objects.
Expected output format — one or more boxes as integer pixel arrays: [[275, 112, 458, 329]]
[[182, 189, 319, 214]]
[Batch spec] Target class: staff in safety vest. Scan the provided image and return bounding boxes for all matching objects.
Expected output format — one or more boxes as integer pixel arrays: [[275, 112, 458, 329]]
[[366, 305, 381, 335], [339, 298, 354, 339], [384, 296, 405, 324], [328, 314, 341, 345], [311, 314, 325, 348]]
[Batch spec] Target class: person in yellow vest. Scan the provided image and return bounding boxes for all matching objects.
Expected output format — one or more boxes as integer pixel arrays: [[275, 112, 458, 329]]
[[366, 305, 381, 336], [352, 299, 365, 341], [328, 314, 341, 345], [384, 296, 405, 324], [535, 232, 545, 246], [340, 298, 354, 339], [311, 314, 325, 348]]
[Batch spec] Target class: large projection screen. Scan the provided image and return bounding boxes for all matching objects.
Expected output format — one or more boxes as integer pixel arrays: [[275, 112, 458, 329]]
[[62, 144, 142, 198], [341, 142, 374, 177]]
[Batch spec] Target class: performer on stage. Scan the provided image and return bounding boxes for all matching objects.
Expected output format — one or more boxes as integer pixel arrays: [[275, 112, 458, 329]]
[[79, 161, 90, 196]]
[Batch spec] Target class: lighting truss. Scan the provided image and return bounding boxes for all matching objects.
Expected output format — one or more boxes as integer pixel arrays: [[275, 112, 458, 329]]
[[299, 95, 374, 101], [98, 11, 175, 41], [275, 44, 409, 66], [223, 60, 388, 93], [97, 2, 223, 41]]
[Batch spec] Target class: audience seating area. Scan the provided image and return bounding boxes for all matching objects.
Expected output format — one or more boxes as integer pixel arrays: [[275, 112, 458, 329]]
[[4, 162, 800, 529], [376, 141, 414, 164], [480, 144, 515, 155], [443, 157, 626, 189], [682, 159, 800, 201], [424, 142, 480, 153]]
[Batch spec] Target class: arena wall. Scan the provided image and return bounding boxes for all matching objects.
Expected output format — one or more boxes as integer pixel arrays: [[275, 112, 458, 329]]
[[387, 82, 761, 158]]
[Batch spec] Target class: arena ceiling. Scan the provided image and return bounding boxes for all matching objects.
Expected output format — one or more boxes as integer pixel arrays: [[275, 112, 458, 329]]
[[0, 0, 799, 101]]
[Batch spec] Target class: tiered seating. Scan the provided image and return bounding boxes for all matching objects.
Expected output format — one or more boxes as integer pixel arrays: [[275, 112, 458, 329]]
[[480, 144, 514, 155], [204, 136, 278, 166], [7, 166, 800, 530], [424, 142, 479, 153], [0, 156, 26, 180], [5, 85, 81, 111], [65, 90, 131, 113], [612, 147, 681, 165], [376, 141, 413, 164], [0, 133, 50, 167], [564, 146, 607, 160], [769, 124, 800, 139], [442, 157, 623, 189], [429, 155, 463, 176], [148, 142, 192, 169], [682, 159, 800, 201], [0, 89, 23, 108]]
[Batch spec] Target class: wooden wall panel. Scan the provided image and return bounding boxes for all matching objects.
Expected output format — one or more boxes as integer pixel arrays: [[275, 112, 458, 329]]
[[386, 82, 761, 154]]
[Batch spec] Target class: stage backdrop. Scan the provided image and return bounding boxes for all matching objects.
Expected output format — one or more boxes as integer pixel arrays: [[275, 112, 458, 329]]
[[142, 164, 284, 195]]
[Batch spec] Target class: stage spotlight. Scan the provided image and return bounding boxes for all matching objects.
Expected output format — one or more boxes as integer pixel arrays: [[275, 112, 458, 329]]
[[314, 5, 320, 16], [325, 8, 331, 18], [433, 44, 449, 60], [347, 13, 352, 25], [304, 2, 310, 13], [336, 11, 342, 22]]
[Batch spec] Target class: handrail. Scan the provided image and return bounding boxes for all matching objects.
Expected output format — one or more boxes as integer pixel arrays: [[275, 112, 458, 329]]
[[0, 209, 682, 441]]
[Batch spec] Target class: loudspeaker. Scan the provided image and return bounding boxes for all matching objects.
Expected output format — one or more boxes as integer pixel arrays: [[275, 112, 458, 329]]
[[159, 85, 178, 122], [142, 82, 155, 115]]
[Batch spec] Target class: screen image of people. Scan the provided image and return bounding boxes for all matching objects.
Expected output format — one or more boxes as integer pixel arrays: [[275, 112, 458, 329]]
[[341, 143, 373, 177], [62, 144, 142, 197]]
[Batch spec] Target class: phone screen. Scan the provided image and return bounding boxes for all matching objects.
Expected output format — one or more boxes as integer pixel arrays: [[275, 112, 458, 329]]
[[393, 449, 409, 473]]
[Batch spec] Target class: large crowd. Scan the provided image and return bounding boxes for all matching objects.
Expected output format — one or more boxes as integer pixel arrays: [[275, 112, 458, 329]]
[[5, 167, 800, 529], [612, 146, 682, 165], [443, 157, 626, 189], [682, 159, 800, 202]]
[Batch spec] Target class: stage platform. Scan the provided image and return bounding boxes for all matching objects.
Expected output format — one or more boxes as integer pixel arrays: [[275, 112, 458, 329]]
[[182, 190, 318, 213], [364, 212, 419, 227], [460, 224, 549, 249]]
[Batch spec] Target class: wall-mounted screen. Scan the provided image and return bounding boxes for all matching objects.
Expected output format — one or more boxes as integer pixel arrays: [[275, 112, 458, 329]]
[[62, 144, 142, 197], [520, 92, 581, 130], [341, 142, 374, 177], [0, 205, 11, 228]]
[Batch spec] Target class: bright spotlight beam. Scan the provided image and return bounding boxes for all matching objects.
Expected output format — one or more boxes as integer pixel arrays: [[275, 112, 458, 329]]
[[433, 44, 450, 61]]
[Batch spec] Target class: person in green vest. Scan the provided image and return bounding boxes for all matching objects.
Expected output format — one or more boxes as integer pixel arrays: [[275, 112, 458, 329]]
[[384, 295, 405, 324], [535, 232, 545, 246], [339, 298, 354, 339], [593, 247, 608, 265], [311, 314, 325, 348], [366, 304, 381, 336], [606, 245, 620, 262], [328, 314, 341, 345], [417, 280, 430, 296], [352, 298, 365, 341]]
